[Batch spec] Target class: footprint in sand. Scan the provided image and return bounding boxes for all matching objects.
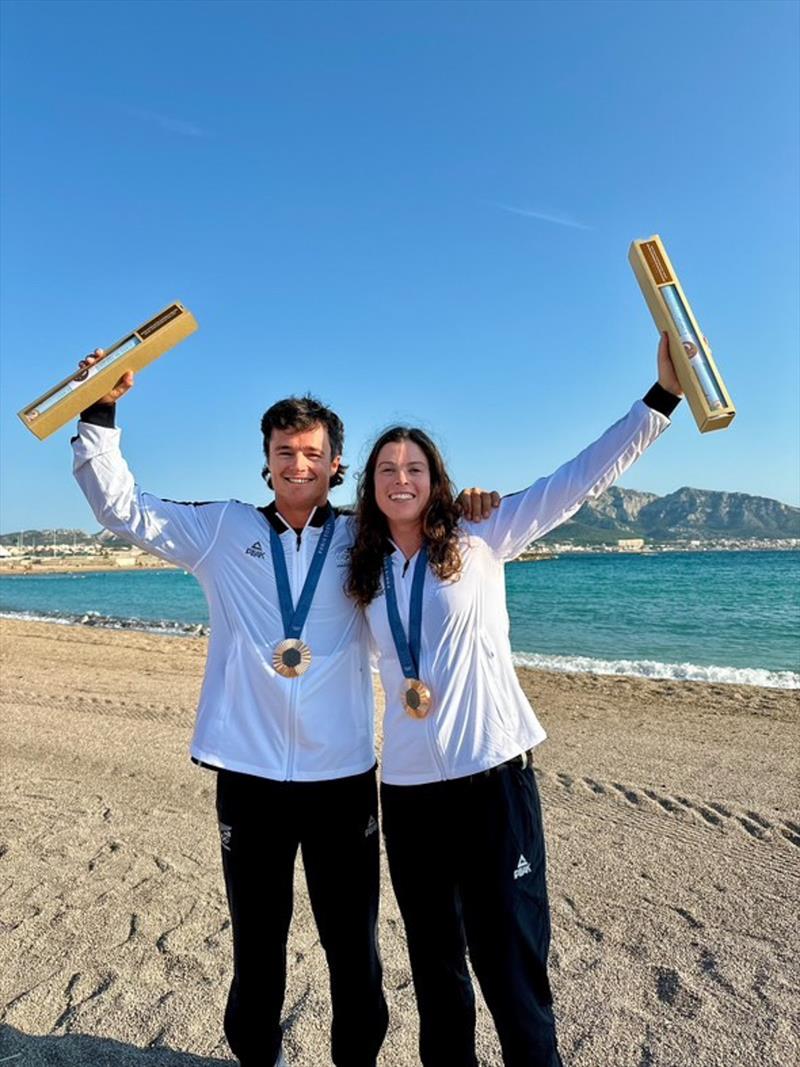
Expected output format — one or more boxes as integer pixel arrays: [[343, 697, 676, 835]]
[[653, 966, 701, 1018]]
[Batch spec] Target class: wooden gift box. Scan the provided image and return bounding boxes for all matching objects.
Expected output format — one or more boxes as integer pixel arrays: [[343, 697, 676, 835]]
[[629, 235, 735, 433], [18, 302, 198, 440]]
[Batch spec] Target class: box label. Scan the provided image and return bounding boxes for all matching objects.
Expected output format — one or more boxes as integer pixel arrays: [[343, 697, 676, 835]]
[[641, 240, 673, 285], [139, 304, 183, 339]]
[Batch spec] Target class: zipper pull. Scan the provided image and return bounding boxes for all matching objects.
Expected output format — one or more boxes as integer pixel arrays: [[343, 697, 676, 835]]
[[402, 559, 410, 577], [296, 532, 302, 551]]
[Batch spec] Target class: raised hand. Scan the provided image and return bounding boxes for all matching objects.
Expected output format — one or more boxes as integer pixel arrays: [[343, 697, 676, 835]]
[[457, 487, 501, 523], [657, 331, 683, 397], [77, 349, 134, 405]]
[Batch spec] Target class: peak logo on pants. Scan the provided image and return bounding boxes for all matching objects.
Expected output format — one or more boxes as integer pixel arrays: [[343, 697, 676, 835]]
[[513, 854, 531, 880]]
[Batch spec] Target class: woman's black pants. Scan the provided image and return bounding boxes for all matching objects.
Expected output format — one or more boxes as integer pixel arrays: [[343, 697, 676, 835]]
[[381, 757, 564, 1067], [216, 766, 388, 1067]]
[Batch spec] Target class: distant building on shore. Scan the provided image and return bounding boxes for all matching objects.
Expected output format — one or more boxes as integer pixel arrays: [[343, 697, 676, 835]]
[[617, 538, 645, 552]]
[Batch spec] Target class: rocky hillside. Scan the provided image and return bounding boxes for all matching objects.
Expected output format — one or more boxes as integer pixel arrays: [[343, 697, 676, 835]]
[[542, 487, 800, 544]]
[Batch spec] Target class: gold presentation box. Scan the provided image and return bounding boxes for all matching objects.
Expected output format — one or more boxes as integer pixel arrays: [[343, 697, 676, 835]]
[[18, 302, 198, 440], [629, 236, 735, 433]]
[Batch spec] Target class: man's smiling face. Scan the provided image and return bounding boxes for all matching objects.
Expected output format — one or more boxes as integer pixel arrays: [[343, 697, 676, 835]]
[[268, 423, 341, 517]]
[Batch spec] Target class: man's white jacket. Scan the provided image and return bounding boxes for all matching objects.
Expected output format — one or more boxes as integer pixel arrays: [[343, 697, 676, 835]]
[[73, 421, 375, 782]]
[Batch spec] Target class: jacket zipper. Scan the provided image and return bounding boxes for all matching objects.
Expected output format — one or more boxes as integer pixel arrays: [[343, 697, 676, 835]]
[[398, 552, 447, 781], [285, 530, 303, 779]]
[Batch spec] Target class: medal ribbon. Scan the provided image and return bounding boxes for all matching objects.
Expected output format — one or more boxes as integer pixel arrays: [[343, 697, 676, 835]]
[[382, 547, 428, 679], [270, 513, 336, 640]]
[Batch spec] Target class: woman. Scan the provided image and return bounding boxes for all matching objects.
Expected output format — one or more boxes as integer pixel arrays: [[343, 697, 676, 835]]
[[347, 336, 682, 1067]]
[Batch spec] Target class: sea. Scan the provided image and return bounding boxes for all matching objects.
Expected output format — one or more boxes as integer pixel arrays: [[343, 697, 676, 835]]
[[1, 550, 798, 689]]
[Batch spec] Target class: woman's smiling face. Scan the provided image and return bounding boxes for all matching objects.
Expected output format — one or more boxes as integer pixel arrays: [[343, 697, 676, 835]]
[[374, 440, 431, 528]]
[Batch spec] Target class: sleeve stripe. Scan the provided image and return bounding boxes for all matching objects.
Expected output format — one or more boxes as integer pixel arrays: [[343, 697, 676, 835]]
[[192, 501, 232, 573]]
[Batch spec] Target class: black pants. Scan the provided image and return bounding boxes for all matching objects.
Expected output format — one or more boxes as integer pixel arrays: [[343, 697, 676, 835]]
[[381, 757, 563, 1067], [216, 766, 388, 1067]]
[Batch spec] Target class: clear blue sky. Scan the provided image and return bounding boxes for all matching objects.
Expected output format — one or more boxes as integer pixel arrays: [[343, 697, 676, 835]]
[[1, 0, 798, 532]]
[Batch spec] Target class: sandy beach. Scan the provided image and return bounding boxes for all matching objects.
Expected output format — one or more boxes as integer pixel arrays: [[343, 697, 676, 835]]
[[1, 617, 798, 1067]]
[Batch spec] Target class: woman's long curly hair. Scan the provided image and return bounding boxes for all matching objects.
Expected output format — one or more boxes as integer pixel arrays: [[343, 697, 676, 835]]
[[347, 427, 463, 606]]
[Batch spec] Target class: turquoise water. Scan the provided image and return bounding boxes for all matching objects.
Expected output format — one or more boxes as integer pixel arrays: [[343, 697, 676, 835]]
[[0, 567, 207, 629], [2, 551, 798, 687], [505, 550, 799, 687]]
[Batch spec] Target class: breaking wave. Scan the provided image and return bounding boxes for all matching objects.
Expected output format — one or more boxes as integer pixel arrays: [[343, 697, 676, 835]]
[[0, 608, 208, 638], [511, 651, 800, 690]]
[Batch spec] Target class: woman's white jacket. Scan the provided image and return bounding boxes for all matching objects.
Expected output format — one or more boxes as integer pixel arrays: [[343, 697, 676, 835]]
[[365, 398, 672, 785]]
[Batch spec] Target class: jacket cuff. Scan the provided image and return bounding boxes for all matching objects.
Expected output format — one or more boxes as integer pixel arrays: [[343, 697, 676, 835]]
[[79, 402, 116, 428], [643, 382, 681, 418]]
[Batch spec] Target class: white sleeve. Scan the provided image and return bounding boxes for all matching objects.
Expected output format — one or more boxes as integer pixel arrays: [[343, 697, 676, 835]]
[[462, 399, 670, 562], [72, 421, 229, 570]]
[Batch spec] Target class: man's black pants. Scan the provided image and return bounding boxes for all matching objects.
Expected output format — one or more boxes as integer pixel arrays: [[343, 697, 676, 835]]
[[381, 757, 564, 1067], [216, 766, 388, 1067]]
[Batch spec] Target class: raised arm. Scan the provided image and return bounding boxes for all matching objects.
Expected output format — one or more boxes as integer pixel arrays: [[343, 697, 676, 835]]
[[463, 334, 681, 561], [72, 352, 228, 570]]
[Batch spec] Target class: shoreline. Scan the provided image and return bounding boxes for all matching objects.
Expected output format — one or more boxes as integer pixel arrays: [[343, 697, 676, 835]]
[[1, 614, 797, 692], [1, 541, 798, 577], [0, 559, 177, 577]]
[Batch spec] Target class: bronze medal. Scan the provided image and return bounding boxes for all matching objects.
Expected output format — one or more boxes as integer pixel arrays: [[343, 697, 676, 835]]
[[403, 679, 433, 720], [273, 638, 312, 678]]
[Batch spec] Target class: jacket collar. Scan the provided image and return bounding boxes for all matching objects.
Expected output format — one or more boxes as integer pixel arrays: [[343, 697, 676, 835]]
[[259, 500, 334, 535]]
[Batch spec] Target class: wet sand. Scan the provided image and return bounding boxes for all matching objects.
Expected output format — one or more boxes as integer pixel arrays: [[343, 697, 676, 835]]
[[1, 618, 798, 1066]]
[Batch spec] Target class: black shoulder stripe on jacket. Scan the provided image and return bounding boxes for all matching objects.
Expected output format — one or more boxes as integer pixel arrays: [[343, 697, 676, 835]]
[[160, 499, 221, 507]]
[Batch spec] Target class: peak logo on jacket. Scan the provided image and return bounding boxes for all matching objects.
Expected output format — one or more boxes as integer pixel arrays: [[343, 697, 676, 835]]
[[245, 541, 266, 559]]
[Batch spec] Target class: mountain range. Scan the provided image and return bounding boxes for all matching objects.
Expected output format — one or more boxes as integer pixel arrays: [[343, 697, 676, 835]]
[[2, 487, 799, 549], [540, 486, 800, 544]]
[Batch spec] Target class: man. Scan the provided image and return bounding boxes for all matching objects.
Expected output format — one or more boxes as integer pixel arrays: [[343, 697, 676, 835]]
[[71, 352, 493, 1067]]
